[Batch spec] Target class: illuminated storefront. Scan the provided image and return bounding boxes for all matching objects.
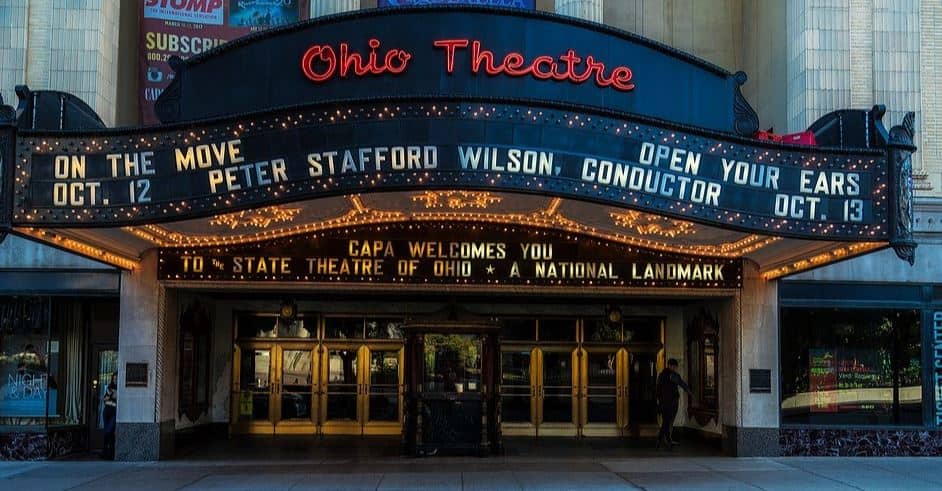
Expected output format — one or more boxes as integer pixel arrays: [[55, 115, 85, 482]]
[[0, 6, 927, 459]]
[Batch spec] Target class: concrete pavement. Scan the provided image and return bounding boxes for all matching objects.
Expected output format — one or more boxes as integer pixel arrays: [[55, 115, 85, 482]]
[[1, 456, 942, 490]]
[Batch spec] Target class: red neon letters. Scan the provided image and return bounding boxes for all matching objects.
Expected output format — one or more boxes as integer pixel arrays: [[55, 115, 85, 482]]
[[301, 39, 412, 82], [300, 38, 634, 92], [433, 39, 634, 91]]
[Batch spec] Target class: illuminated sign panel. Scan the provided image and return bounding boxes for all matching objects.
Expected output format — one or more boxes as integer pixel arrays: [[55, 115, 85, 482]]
[[158, 223, 743, 287], [14, 102, 887, 239], [153, 8, 756, 134]]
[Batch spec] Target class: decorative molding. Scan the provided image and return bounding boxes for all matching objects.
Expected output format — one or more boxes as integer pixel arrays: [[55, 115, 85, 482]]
[[610, 210, 696, 238], [411, 190, 503, 210], [208, 205, 301, 230]]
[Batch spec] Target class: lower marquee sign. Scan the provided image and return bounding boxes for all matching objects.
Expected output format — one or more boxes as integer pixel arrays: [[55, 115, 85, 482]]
[[157, 223, 743, 288], [15, 101, 888, 240]]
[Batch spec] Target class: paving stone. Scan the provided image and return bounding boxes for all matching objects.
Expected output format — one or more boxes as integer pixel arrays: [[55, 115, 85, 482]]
[[376, 472, 462, 490], [515, 471, 639, 490], [618, 470, 759, 490], [290, 472, 384, 490], [461, 471, 522, 491]]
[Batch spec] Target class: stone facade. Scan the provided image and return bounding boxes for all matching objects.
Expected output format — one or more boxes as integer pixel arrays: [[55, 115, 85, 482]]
[[0, 0, 122, 126]]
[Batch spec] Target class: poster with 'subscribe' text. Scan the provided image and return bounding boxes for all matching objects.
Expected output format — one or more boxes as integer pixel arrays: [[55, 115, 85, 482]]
[[140, 0, 309, 125]]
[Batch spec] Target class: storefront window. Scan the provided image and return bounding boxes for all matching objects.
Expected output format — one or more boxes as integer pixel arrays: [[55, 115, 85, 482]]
[[0, 298, 51, 425], [781, 308, 922, 426]]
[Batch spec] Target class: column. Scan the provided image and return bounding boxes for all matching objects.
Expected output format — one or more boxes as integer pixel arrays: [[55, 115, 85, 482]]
[[311, 0, 360, 18], [918, 0, 940, 191], [555, 0, 603, 23], [718, 261, 780, 456], [115, 250, 177, 461]]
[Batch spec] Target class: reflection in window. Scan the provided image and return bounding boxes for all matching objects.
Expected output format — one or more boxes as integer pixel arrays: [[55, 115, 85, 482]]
[[583, 318, 620, 343], [237, 315, 312, 339], [780, 308, 922, 426], [366, 318, 403, 339], [423, 334, 481, 393], [501, 350, 532, 423], [326, 349, 358, 421], [541, 351, 572, 422], [325, 317, 364, 339]]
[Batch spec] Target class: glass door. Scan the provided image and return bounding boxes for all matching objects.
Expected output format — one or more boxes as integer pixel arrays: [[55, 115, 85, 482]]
[[628, 351, 659, 435], [580, 348, 628, 436], [232, 343, 318, 434], [363, 346, 402, 435], [232, 343, 275, 433], [500, 347, 537, 436], [88, 346, 118, 451], [536, 348, 579, 436], [320, 344, 403, 435], [320, 344, 362, 434], [275, 344, 318, 434]]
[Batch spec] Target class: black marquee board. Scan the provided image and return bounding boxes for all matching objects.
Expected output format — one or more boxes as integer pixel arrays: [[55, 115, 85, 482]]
[[13, 101, 888, 239], [158, 222, 744, 288]]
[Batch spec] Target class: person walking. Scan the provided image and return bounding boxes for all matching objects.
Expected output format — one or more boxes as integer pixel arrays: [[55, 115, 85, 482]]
[[655, 358, 691, 451], [102, 372, 117, 460]]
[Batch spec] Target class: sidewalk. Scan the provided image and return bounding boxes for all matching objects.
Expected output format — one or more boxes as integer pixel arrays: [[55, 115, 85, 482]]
[[1, 456, 941, 490]]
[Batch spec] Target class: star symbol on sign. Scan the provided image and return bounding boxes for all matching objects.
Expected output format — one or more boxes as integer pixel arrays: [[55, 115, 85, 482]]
[[486, 265, 495, 275]]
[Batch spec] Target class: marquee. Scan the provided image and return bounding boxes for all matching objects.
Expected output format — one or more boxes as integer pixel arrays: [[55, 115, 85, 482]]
[[0, 6, 918, 267]]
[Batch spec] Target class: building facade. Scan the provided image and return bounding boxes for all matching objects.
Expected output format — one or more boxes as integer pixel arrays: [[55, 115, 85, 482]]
[[0, 0, 938, 460]]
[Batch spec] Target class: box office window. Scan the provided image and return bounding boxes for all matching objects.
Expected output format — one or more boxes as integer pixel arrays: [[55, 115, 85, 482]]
[[780, 308, 922, 426]]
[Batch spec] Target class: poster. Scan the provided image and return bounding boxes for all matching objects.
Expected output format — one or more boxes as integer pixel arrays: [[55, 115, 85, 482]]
[[140, 0, 308, 125]]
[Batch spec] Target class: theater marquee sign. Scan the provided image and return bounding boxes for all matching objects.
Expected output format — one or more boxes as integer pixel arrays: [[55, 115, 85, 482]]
[[0, 6, 917, 265], [158, 224, 743, 288]]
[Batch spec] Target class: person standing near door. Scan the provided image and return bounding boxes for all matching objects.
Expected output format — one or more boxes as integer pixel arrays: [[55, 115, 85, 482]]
[[655, 359, 690, 450], [102, 372, 117, 460]]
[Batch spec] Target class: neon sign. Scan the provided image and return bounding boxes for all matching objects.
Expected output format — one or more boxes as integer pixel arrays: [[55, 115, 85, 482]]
[[434, 39, 634, 91], [301, 38, 634, 91], [301, 39, 412, 82]]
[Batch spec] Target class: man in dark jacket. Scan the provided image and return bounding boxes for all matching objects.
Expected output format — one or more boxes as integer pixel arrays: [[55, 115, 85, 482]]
[[655, 358, 690, 450]]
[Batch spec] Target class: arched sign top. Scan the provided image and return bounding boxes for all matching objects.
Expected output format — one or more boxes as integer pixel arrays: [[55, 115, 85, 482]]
[[154, 5, 759, 135]]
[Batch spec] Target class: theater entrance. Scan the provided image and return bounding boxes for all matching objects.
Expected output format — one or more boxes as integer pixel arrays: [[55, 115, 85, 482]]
[[499, 318, 662, 438], [230, 314, 405, 436], [225, 301, 669, 448]]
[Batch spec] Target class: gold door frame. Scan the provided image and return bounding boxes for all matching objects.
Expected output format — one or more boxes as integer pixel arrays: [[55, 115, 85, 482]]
[[231, 342, 276, 434], [361, 343, 404, 436], [320, 342, 404, 435], [274, 342, 319, 435], [534, 345, 580, 437], [231, 342, 319, 435], [499, 344, 538, 437], [319, 342, 365, 435], [579, 346, 628, 437]]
